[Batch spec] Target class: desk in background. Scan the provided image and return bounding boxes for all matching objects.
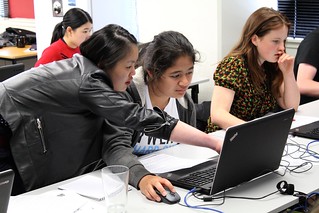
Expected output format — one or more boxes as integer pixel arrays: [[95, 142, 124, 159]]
[[189, 77, 210, 103], [0, 45, 37, 65]]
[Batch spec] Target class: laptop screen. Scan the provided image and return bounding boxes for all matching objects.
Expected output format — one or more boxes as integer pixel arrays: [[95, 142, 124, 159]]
[[0, 169, 14, 213], [159, 108, 295, 195]]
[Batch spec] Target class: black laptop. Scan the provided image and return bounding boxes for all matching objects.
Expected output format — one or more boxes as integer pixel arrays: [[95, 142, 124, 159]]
[[159, 108, 295, 195], [0, 169, 14, 213], [290, 120, 319, 140]]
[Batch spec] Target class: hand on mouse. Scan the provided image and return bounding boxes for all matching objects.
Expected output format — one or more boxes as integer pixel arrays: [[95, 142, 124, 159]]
[[138, 175, 175, 202]]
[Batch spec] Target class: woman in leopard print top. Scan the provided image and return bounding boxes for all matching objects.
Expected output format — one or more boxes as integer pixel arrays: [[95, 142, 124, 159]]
[[207, 7, 300, 132]]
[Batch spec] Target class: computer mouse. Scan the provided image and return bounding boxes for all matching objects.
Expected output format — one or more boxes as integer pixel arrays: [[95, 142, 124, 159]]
[[154, 187, 181, 204]]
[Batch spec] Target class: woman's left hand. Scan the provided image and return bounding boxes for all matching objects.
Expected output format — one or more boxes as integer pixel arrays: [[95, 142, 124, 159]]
[[278, 53, 295, 74]]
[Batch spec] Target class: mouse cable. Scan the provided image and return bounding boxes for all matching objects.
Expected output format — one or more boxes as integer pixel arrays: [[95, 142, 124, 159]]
[[306, 140, 319, 159], [192, 190, 226, 205], [182, 187, 224, 212]]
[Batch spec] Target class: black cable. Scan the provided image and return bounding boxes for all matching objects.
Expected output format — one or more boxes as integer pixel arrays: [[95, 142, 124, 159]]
[[198, 190, 280, 201]]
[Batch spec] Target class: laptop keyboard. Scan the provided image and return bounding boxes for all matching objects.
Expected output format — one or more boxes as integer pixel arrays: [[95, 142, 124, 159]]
[[309, 127, 319, 135], [177, 167, 216, 186]]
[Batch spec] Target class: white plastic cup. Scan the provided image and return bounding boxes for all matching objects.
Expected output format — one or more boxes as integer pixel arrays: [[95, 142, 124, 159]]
[[101, 165, 129, 213]]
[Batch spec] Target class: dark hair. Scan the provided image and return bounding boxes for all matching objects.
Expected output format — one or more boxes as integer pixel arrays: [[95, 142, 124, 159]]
[[80, 24, 138, 72], [51, 8, 92, 44], [140, 31, 199, 84]]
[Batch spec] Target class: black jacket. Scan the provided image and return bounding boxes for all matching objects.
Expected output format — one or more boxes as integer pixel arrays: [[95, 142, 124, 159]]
[[0, 54, 177, 191]]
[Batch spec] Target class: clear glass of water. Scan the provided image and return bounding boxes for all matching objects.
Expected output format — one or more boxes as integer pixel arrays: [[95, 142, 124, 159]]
[[101, 165, 129, 213]]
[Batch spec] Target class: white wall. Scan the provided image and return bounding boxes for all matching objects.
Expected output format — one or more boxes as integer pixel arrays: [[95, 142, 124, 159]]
[[34, 0, 279, 102], [219, 0, 277, 59], [136, 0, 218, 102], [90, 0, 138, 36]]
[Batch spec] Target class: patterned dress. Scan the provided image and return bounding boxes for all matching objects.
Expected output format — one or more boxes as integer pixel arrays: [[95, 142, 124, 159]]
[[206, 56, 277, 132]]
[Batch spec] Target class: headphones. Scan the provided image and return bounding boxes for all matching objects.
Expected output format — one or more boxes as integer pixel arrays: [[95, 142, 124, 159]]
[[276, 180, 295, 195]]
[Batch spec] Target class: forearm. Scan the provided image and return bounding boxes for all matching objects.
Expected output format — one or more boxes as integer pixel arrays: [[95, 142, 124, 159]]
[[170, 121, 221, 151], [299, 80, 319, 97], [281, 72, 300, 110], [211, 109, 245, 130]]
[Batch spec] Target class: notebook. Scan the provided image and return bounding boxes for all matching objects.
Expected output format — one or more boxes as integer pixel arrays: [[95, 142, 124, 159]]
[[290, 120, 319, 140], [0, 169, 14, 213], [159, 108, 295, 195]]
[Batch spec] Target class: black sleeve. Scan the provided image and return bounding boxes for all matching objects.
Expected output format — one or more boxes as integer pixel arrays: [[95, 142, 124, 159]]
[[79, 70, 178, 140]]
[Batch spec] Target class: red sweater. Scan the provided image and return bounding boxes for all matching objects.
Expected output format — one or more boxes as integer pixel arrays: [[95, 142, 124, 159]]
[[34, 39, 80, 67]]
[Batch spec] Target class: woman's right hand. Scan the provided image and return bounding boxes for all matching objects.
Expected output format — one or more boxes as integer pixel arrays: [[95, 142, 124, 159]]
[[138, 175, 175, 202], [208, 134, 223, 153]]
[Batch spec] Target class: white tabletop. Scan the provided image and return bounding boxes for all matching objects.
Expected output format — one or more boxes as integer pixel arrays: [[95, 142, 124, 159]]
[[190, 76, 210, 86], [8, 100, 319, 213], [296, 99, 319, 118]]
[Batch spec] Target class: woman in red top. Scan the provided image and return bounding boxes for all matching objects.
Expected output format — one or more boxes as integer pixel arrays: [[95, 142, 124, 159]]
[[34, 8, 93, 67]]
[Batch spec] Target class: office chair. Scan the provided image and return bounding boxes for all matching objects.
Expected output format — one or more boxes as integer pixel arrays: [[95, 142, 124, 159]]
[[0, 63, 25, 82], [195, 101, 211, 132]]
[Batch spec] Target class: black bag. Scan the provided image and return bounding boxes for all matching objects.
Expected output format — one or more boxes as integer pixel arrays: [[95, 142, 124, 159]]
[[0, 27, 36, 46]]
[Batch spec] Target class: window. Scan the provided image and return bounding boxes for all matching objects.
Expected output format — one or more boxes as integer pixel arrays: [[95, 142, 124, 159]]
[[0, 0, 9, 17], [278, 0, 319, 39]]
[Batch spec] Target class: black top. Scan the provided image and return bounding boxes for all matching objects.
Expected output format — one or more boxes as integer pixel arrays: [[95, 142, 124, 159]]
[[294, 27, 319, 104]]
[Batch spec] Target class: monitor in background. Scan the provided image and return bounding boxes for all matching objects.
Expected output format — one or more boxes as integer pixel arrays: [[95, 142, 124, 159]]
[[0, 63, 25, 81]]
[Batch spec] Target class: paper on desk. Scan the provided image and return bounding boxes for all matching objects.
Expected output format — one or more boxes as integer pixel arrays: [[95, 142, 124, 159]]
[[8, 190, 105, 213], [58, 175, 105, 201], [58, 174, 133, 201], [139, 153, 211, 173]]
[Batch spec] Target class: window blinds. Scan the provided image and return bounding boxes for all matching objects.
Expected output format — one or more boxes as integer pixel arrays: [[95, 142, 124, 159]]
[[278, 0, 319, 38], [0, 0, 8, 18]]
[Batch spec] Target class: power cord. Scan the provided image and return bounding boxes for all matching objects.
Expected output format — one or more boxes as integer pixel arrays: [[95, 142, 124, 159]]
[[181, 185, 281, 212], [182, 187, 224, 212], [194, 189, 279, 201]]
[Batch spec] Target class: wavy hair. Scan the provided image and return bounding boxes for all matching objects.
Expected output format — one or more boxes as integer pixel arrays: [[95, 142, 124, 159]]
[[227, 7, 290, 96]]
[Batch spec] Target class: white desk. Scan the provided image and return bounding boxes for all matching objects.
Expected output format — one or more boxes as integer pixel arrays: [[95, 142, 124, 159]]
[[8, 101, 319, 213], [9, 144, 319, 213], [296, 99, 319, 117], [189, 77, 210, 103]]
